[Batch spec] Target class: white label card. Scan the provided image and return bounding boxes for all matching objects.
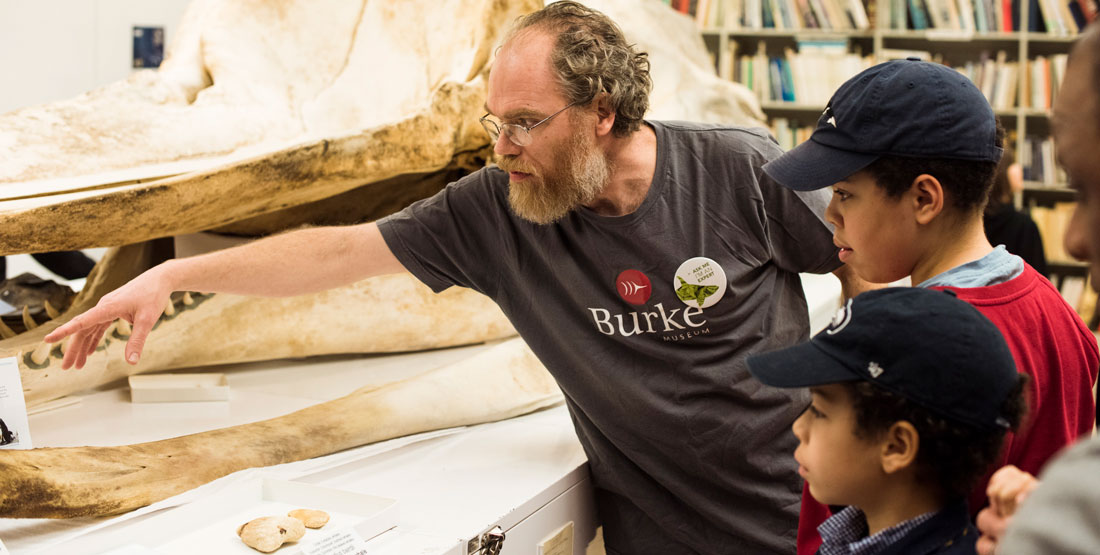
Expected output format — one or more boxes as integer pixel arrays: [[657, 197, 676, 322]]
[[301, 528, 370, 555], [538, 521, 574, 555], [0, 357, 31, 449]]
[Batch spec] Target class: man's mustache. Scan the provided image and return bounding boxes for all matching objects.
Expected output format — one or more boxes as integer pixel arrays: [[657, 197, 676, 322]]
[[495, 156, 536, 175]]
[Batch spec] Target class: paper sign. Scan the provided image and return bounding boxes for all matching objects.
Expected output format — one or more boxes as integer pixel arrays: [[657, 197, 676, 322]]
[[0, 357, 31, 449], [538, 521, 574, 555], [300, 528, 370, 555]]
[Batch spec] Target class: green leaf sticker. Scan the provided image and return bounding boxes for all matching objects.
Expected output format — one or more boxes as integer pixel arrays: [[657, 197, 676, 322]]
[[676, 276, 719, 307]]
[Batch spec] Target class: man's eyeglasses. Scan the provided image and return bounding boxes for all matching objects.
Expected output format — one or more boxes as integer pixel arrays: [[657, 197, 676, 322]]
[[479, 102, 577, 147]]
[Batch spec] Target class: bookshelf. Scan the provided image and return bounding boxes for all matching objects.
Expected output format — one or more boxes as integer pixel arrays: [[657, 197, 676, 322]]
[[699, 1, 1085, 144], [693, 0, 1096, 319]]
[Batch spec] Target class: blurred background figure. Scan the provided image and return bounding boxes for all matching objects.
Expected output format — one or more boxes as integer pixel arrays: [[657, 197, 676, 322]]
[[984, 146, 1048, 275]]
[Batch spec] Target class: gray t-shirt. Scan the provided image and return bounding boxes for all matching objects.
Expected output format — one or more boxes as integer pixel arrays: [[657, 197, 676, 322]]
[[378, 121, 840, 554], [1001, 435, 1100, 554]]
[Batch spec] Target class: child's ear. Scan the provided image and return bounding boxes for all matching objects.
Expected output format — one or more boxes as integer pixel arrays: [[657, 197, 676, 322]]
[[909, 174, 944, 225], [880, 421, 920, 474]]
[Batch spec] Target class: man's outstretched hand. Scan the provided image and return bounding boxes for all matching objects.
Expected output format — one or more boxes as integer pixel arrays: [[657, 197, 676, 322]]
[[44, 266, 174, 369]]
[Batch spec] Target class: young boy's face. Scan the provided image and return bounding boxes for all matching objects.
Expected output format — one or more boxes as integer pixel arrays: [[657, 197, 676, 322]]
[[825, 172, 919, 283], [792, 384, 886, 507]]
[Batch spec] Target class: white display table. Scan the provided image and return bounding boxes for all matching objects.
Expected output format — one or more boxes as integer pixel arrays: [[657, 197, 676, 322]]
[[0, 342, 596, 555]]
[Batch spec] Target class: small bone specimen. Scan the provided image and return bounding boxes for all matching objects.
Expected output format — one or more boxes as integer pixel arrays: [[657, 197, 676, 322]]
[[288, 508, 330, 529], [238, 516, 306, 553]]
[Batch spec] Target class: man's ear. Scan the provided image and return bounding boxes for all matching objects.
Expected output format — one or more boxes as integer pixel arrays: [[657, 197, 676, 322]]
[[910, 174, 945, 225], [880, 421, 920, 475], [593, 93, 615, 137]]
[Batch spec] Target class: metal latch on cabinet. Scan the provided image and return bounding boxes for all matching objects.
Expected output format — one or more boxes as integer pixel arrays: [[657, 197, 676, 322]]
[[468, 525, 505, 555]]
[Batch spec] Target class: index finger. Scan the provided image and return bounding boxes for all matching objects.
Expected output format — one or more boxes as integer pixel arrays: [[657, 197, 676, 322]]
[[44, 307, 117, 344]]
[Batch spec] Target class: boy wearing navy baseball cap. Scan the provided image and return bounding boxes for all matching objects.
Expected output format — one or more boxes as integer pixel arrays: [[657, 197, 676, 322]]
[[761, 59, 1099, 554], [747, 287, 1027, 555]]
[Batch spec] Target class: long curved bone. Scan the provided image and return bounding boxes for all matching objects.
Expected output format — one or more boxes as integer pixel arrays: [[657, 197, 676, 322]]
[[15, 242, 517, 405], [0, 338, 561, 518]]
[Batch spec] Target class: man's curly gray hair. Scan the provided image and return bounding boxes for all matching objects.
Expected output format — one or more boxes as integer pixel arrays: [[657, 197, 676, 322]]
[[505, 1, 652, 137]]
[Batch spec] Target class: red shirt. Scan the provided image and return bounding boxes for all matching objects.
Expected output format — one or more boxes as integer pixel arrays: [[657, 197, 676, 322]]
[[797, 265, 1099, 555]]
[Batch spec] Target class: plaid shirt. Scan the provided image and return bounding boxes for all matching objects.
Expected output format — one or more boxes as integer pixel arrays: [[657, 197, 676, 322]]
[[818, 506, 936, 555]]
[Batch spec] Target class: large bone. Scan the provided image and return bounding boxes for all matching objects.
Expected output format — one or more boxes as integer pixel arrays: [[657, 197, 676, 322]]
[[0, 338, 561, 518], [14, 241, 516, 406], [0, 80, 492, 255]]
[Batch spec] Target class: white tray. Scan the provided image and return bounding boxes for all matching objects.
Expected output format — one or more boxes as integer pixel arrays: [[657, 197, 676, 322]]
[[129, 373, 230, 403], [93, 477, 398, 554]]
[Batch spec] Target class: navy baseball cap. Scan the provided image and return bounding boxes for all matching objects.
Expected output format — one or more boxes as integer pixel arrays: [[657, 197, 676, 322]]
[[763, 58, 1004, 191], [746, 288, 1019, 431]]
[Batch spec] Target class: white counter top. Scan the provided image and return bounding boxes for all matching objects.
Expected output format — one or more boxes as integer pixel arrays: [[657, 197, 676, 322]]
[[0, 341, 592, 555]]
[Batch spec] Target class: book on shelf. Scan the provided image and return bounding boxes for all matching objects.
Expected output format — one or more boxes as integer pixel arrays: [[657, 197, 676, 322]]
[[1020, 135, 1067, 185], [1021, 53, 1067, 109], [1048, 272, 1097, 321], [1031, 201, 1076, 261], [769, 117, 817, 150], [947, 50, 1019, 110], [1076, 276, 1097, 323], [1052, 273, 1097, 321]]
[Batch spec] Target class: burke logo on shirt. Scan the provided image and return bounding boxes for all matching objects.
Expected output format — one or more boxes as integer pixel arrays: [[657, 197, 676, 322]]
[[616, 269, 652, 305], [590, 263, 718, 339]]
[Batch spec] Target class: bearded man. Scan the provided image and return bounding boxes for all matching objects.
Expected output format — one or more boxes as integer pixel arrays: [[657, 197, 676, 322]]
[[49, 3, 863, 553]]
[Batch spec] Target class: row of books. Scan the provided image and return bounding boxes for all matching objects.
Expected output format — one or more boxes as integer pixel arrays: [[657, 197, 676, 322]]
[[956, 52, 1068, 110], [875, 49, 1067, 109], [1023, 54, 1069, 109], [736, 43, 1068, 112], [681, 0, 1098, 31], [883, 0, 1097, 32], [1020, 135, 1067, 185], [729, 42, 873, 104], [693, 0, 872, 30], [772, 123, 1064, 189], [954, 51, 1019, 110]]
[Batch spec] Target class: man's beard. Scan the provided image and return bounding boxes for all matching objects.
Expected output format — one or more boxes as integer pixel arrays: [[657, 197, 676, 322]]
[[496, 132, 610, 225]]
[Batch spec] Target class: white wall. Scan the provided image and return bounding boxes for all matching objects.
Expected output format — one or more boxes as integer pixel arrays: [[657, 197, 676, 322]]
[[0, 0, 191, 113]]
